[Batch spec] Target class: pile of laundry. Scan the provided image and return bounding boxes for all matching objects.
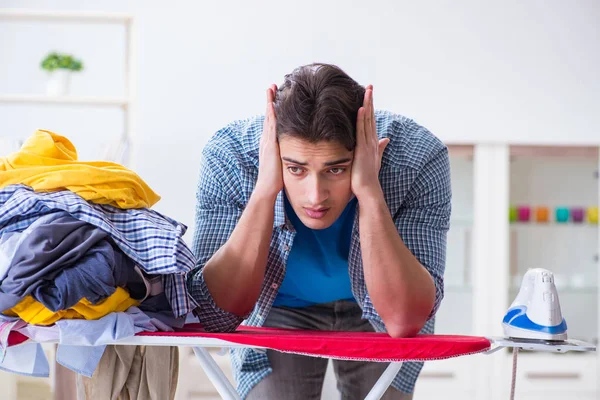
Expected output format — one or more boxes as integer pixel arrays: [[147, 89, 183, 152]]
[[0, 130, 198, 377]]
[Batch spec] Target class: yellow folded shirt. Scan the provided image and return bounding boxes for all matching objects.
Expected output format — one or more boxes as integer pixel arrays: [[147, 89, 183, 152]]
[[0, 130, 160, 209], [3, 287, 139, 325]]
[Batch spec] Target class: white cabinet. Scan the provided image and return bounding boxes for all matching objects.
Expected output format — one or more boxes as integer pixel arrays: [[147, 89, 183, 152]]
[[500, 352, 597, 399], [503, 145, 599, 398], [419, 143, 599, 400], [508, 146, 598, 344]]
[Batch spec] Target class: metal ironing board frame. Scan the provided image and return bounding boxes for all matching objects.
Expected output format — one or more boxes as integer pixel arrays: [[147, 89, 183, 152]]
[[109, 333, 403, 400], [101, 333, 596, 400]]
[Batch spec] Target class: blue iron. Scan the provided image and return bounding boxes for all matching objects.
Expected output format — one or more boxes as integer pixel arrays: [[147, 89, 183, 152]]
[[503, 268, 568, 342]]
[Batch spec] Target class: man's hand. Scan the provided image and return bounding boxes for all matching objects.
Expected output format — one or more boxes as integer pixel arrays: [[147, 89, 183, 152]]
[[199, 87, 283, 322], [351, 85, 390, 201], [254, 85, 283, 200]]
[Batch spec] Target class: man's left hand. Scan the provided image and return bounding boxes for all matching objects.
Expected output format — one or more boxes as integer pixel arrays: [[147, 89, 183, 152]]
[[351, 85, 390, 201]]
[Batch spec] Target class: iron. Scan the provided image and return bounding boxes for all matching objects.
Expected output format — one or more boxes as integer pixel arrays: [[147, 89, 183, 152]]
[[502, 268, 568, 342]]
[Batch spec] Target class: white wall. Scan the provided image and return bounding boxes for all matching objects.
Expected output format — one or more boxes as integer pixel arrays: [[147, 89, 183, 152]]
[[1, 0, 599, 236]]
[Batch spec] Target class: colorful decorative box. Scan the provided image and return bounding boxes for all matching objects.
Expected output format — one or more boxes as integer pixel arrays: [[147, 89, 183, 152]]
[[555, 207, 569, 223], [534, 206, 549, 223], [571, 207, 585, 223], [517, 206, 530, 222], [509, 207, 517, 222], [588, 207, 599, 224]]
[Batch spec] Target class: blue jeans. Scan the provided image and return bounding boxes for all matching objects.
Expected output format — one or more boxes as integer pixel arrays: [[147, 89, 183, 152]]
[[246, 300, 412, 400]]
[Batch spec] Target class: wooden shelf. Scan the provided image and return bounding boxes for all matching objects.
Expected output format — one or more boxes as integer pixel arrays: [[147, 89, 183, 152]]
[[0, 94, 129, 107], [0, 9, 132, 23]]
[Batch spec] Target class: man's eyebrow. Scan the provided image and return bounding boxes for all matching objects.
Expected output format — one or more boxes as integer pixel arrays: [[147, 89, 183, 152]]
[[323, 158, 352, 167], [282, 157, 308, 166], [281, 157, 353, 167]]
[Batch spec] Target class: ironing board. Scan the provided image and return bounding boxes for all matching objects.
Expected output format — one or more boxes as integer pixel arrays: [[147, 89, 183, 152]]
[[6, 324, 596, 400]]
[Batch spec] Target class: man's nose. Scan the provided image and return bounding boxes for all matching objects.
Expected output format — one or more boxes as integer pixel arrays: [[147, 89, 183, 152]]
[[307, 176, 328, 205]]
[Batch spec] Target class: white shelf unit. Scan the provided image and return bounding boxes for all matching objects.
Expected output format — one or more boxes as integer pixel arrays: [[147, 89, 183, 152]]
[[417, 143, 600, 400], [0, 9, 136, 400], [477, 144, 599, 400], [505, 144, 599, 400], [0, 94, 128, 107], [0, 8, 136, 166], [0, 9, 133, 22]]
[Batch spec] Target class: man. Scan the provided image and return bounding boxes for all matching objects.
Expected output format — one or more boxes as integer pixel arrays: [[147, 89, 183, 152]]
[[187, 63, 451, 400]]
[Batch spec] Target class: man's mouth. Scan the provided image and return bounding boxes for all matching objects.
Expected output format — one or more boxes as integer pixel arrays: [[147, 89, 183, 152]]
[[304, 207, 330, 219]]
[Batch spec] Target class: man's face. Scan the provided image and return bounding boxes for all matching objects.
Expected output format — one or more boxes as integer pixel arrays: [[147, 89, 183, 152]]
[[279, 136, 354, 230]]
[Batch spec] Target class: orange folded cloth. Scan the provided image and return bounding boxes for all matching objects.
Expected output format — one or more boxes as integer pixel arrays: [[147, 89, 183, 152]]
[[0, 130, 160, 209], [3, 287, 139, 325]]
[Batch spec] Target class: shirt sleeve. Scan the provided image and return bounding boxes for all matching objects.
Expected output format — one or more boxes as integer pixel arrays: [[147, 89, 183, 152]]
[[359, 143, 451, 329], [394, 145, 452, 320], [186, 145, 250, 332]]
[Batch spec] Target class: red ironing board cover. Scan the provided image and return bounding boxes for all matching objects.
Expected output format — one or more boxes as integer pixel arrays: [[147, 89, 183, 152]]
[[138, 324, 491, 362]]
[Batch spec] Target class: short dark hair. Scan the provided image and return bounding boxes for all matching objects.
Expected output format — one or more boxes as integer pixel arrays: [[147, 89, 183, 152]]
[[273, 63, 365, 151]]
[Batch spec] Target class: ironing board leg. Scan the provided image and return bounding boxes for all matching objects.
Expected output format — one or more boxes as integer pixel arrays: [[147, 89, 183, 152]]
[[192, 347, 241, 400], [364, 362, 403, 400]]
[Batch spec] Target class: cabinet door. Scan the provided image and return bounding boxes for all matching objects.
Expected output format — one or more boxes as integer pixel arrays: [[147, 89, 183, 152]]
[[434, 145, 475, 336], [500, 352, 597, 398]]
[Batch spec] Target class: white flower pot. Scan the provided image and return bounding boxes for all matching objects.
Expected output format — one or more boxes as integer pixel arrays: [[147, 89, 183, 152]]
[[46, 69, 71, 96]]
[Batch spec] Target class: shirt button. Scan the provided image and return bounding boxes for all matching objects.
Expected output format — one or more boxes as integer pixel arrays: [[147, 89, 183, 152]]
[[283, 244, 290, 251], [271, 283, 279, 289]]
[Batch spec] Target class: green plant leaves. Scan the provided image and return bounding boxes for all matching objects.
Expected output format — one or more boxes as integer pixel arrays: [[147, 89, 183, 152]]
[[41, 52, 84, 72]]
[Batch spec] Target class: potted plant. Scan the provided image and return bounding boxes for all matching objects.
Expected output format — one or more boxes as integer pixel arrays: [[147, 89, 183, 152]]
[[41, 52, 84, 96]]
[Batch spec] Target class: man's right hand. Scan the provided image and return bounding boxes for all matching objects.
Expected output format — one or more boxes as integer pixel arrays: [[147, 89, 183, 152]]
[[200, 85, 282, 319], [254, 84, 283, 200]]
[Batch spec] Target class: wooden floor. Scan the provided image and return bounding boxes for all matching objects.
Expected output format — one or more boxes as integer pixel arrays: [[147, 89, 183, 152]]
[[17, 381, 52, 400]]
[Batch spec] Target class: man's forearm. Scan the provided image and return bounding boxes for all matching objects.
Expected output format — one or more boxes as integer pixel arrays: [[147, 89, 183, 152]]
[[202, 190, 277, 317], [358, 188, 436, 338]]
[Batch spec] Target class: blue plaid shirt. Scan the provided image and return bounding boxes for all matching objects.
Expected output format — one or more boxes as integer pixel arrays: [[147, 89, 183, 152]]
[[0, 185, 196, 318], [187, 110, 451, 398]]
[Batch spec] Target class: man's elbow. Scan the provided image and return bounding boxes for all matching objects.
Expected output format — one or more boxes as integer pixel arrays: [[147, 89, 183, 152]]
[[383, 307, 432, 338], [193, 306, 245, 333], [378, 283, 438, 338], [385, 320, 423, 338]]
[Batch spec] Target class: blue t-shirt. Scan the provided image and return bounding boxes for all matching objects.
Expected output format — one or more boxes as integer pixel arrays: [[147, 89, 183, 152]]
[[273, 195, 357, 308]]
